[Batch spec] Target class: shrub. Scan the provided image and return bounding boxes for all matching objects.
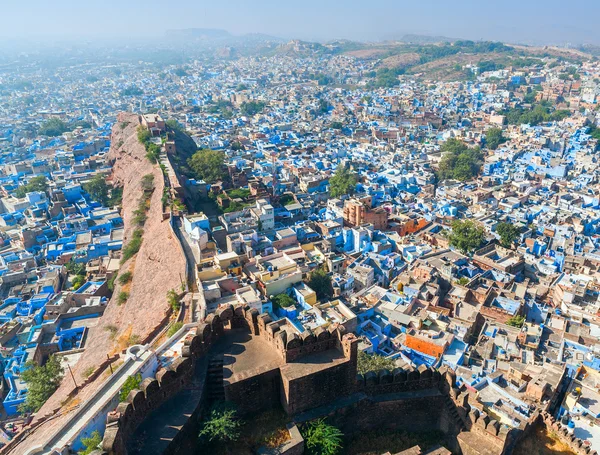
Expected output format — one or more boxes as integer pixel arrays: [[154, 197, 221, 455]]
[[118, 271, 133, 285], [104, 325, 118, 340], [199, 405, 242, 442], [356, 351, 396, 376], [167, 289, 181, 312], [168, 322, 184, 337], [117, 291, 129, 305], [121, 229, 144, 263], [71, 274, 86, 290], [107, 273, 117, 291], [83, 366, 95, 379], [132, 208, 147, 226], [271, 293, 296, 310], [79, 430, 102, 455], [127, 334, 141, 346], [302, 419, 343, 455], [141, 174, 155, 192], [507, 315, 525, 328], [119, 373, 142, 401]]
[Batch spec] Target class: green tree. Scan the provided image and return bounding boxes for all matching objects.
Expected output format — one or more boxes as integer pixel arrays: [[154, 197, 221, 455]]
[[166, 119, 183, 132], [437, 139, 484, 182], [271, 293, 296, 310], [167, 289, 181, 312], [317, 99, 330, 115], [240, 101, 266, 116], [306, 268, 333, 301], [119, 373, 142, 401], [187, 149, 226, 183], [18, 355, 64, 413], [449, 219, 486, 255], [199, 406, 242, 442], [357, 351, 396, 375], [302, 419, 343, 455], [71, 275, 86, 290], [507, 315, 525, 328], [78, 430, 102, 455], [14, 176, 48, 198], [82, 175, 110, 206], [456, 277, 470, 286], [485, 127, 506, 150], [496, 222, 520, 248], [329, 165, 357, 198], [39, 118, 70, 137]]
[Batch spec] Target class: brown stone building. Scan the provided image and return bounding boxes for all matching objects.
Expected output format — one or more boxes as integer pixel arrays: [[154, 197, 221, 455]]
[[343, 196, 388, 231]]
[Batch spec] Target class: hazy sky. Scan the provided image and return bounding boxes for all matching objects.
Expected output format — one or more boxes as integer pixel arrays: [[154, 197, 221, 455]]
[[3, 0, 600, 45]]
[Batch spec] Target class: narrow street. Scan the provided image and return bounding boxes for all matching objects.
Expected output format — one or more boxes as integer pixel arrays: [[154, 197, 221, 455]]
[[172, 215, 199, 293]]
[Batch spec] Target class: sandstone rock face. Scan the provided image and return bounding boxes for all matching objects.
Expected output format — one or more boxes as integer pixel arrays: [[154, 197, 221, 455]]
[[35, 113, 186, 416]]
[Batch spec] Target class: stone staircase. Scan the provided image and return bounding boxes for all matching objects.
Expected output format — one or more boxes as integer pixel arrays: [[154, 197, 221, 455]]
[[444, 394, 467, 432], [207, 356, 225, 403]]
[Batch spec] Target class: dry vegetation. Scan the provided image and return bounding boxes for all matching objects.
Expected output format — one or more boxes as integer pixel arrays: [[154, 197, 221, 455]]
[[513, 424, 576, 455]]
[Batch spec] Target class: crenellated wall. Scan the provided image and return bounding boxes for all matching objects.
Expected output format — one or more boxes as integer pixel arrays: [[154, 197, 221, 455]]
[[538, 411, 598, 455], [98, 304, 545, 455]]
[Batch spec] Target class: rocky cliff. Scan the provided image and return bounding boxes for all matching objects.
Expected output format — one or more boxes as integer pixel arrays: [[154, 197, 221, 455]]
[[19, 113, 186, 440]]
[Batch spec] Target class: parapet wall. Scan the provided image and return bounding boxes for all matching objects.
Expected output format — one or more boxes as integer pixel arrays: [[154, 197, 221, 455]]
[[99, 303, 541, 455], [254, 312, 347, 363], [539, 411, 598, 455]]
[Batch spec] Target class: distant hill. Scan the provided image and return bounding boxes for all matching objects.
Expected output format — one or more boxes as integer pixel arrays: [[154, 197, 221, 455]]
[[400, 34, 455, 44]]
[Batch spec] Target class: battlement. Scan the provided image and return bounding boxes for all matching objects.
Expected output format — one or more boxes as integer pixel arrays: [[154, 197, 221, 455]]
[[540, 412, 598, 455], [97, 305, 539, 455]]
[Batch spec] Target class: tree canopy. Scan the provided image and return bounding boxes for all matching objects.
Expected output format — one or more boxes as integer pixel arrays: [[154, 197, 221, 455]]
[[306, 268, 333, 301], [271, 293, 296, 310], [18, 355, 64, 413], [165, 119, 184, 132], [502, 102, 570, 126], [449, 219, 486, 255], [496, 222, 521, 248], [79, 431, 102, 455], [83, 175, 110, 206], [507, 315, 525, 328], [240, 101, 266, 116], [485, 127, 506, 150], [329, 165, 357, 198], [357, 351, 396, 375], [15, 176, 48, 198], [38, 118, 70, 137], [437, 139, 484, 182], [187, 149, 226, 183]]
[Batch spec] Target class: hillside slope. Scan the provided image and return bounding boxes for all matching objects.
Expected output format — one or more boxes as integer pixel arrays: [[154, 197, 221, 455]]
[[7, 114, 186, 453]]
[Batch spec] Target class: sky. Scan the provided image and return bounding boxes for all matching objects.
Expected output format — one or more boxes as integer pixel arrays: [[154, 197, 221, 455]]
[[3, 0, 600, 46]]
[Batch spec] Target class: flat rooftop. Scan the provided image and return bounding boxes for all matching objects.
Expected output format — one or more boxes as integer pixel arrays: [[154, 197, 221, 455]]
[[223, 331, 283, 381], [280, 347, 348, 382]]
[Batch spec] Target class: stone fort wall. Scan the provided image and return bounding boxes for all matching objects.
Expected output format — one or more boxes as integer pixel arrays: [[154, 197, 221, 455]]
[[96, 303, 557, 455]]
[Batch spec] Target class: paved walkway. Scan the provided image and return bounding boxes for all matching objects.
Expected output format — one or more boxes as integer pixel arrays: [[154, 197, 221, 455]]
[[172, 216, 199, 293], [28, 348, 154, 454]]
